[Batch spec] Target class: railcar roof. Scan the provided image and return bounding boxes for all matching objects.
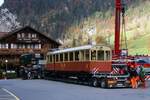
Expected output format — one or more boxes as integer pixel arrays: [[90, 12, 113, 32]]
[[47, 45, 111, 55]]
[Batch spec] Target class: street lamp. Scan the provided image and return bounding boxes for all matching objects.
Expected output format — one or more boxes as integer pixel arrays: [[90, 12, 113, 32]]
[[5, 59, 8, 79]]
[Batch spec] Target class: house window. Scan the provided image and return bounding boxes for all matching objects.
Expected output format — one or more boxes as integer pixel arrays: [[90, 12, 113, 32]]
[[11, 43, 14, 48], [0, 43, 9, 49], [30, 44, 32, 48], [2, 44, 4, 48], [34, 34, 37, 38], [35, 44, 39, 49], [39, 44, 41, 49], [22, 44, 25, 49], [14, 44, 17, 48], [22, 33, 25, 38], [35, 44, 37, 49], [17, 34, 21, 38], [32, 34, 37, 38], [30, 44, 35, 49], [32, 34, 34, 38], [18, 44, 22, 49], [27, 44, 30, 49], [11, 44, 17, 49], [28, 33, 31, 38], [6, 44, 8, 49]]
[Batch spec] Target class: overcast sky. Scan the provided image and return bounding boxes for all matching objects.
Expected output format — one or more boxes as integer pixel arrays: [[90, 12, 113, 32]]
[[0, 0, 4, 7]]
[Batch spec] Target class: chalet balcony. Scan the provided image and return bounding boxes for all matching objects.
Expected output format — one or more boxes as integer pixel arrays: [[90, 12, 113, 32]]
[[2, 59, 19, 64], [0, 48, 48, 55]]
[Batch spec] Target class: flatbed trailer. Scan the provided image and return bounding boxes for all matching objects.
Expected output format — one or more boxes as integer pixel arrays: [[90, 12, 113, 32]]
[[92, 73, 130, 88], [89, 63, 131, 88]]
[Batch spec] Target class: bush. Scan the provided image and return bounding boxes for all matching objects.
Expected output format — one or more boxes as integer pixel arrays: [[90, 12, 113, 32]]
[[6, 71, 17, 79], [0, 69, 4, 79]]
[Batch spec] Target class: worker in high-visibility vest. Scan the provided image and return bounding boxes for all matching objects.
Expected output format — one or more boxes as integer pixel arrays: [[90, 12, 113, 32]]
[[128, 65, 138, 88]]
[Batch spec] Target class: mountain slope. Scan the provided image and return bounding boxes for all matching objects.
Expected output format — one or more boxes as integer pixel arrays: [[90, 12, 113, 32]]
[[1, 0, 150, 55], [1, 0, 116, 39]]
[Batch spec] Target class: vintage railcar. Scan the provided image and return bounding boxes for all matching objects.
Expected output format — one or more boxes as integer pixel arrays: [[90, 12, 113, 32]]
[[44, 45, 130, 88]]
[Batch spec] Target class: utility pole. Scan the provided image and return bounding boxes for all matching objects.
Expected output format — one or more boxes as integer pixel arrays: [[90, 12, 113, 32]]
[[5, 59, 8, 79]]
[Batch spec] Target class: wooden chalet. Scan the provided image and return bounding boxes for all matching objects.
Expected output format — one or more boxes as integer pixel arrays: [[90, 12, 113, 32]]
[[0, 26, 60, 68]]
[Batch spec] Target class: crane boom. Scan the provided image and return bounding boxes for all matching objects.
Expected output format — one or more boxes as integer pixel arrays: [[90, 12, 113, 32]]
[[114, 0, 122, 57]]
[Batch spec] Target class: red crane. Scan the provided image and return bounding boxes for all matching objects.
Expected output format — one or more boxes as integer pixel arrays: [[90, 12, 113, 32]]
[[114, 0, 122, 57]]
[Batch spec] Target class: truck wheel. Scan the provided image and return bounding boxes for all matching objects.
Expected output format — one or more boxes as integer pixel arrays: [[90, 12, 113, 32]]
[[100, 79, 107, 88]]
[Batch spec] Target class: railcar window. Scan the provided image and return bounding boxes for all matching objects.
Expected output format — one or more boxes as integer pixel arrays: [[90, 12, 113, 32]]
[[64, 53, 68, 61], [48, 55, 52, 63], [97, 50, 104, 60], [47, 56, 49, 63], [69, 52, 74, 61], [56, 54, 59, 62], [75, 51, 79, 61], [106, 51, 110, 60], [60, 53, 63, 62], [53, 55, 55, 62], [80, 51, 84, 61], [85, 50, 89, 60], [91, 50, 96, 60]]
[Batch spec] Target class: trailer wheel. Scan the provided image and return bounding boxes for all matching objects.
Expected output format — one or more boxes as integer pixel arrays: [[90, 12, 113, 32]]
[[100, 79, 107, 88], [92, 78, 99, 87]]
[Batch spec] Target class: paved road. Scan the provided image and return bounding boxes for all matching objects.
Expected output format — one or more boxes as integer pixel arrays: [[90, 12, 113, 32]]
[[0, 87, 19, 100], [0, 79, 150, 100]]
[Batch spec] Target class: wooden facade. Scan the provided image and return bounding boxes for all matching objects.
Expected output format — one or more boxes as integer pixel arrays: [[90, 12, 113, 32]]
[[0, 26, 60, 68]]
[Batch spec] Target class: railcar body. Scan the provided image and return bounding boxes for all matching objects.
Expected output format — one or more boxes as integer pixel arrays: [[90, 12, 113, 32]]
[[45, 45, 112, 75]]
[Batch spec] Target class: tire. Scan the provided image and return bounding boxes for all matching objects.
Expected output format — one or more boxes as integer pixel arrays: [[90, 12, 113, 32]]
[[92, 78, 99, 87], [100, 79, 107, 88]]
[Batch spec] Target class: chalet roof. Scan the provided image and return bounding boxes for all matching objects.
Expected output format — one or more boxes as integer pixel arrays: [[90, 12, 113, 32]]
[[0, 26, 61, 45], [0, 32, 8, 38]]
